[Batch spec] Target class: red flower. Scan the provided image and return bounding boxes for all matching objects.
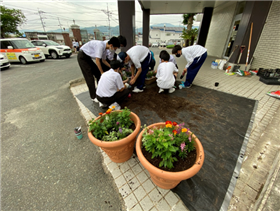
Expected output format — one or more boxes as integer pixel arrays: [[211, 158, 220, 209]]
[[165, 121, 172, 125], [99, 112, 103, 116], [172, 130, 177, 135], [106, 111, 111, 114], [173, 122, 177, 126]]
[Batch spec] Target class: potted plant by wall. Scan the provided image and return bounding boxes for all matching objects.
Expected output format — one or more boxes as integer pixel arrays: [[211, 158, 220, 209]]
[[136, 121, 204, 189], [145, 70, 157, 85], [88, 107, 141, 163]]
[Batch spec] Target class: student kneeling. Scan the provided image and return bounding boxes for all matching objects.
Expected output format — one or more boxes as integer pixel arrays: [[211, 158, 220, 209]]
[[156, 51, 178, 94], [96, 60, 130, 110]]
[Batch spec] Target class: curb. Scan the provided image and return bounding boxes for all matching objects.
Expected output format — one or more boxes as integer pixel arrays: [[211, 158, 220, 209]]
[[69, 78, 85, 87]]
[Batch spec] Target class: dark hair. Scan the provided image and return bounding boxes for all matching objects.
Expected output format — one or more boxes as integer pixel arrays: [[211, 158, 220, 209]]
[[159, 50, 170, 61], [118, 52, 127, 62], [118, 35, 127, 47], [159, 50, 168, 58], [172, 45, 182, 54], [110, 60, 123, 70], [108, 37, 120, 48]]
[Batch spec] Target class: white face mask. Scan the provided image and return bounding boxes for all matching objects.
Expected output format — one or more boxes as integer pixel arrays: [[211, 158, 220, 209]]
[[109, 47, 114, 52]]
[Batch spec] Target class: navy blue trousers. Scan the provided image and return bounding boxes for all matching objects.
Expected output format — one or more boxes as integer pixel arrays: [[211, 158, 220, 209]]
[[184, 52, 207, 87], [136, 53, 152, 90]]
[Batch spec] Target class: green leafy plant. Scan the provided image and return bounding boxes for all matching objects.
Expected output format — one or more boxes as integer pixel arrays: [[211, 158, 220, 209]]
[[88, 107, 133, 141], [166, 44, 175, 49], [146, 70, 156, 79], [124, 68, 132, 77], [142, 121, 196, 169]]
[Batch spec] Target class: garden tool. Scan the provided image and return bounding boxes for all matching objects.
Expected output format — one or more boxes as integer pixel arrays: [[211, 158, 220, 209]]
[[245, 22, 253, 71], [223, 45, 238, 70]]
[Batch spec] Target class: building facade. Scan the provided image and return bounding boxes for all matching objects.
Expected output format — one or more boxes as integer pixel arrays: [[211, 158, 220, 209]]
[[149, 26, 184, 44]]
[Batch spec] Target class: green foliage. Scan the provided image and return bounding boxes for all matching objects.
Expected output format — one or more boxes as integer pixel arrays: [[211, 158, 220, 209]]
[[146, 70, 156, 79], [166, 45, 175, 49], [0, 6, 26, 38], [88, 107, 134, 141], [142, 121, 196, 169], [181, 28, 198, 41]]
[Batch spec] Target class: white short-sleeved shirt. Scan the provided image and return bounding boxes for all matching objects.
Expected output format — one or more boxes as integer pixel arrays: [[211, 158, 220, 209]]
[[104, 40, 115, 61], [80, 40, 107, 60], [126, 46, 150, 69], [158, 54, 177, 66], [156, 62, 178, 89], [96, 69, 124, 97], [182, 45, 207, 69]]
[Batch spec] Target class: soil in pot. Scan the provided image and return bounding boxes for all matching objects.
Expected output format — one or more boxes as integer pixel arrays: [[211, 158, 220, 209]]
[[141, 147, 197, 172]]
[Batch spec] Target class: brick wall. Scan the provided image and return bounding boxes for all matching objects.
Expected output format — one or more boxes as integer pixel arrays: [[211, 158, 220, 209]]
[[205, 2, 237, 58], [251, 1, 280, 69]]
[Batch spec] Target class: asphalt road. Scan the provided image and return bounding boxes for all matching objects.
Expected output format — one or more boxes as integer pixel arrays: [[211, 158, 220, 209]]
[[1, 54, 125, 211]]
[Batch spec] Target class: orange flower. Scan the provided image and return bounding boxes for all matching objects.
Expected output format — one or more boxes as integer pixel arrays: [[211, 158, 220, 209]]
[[106, 110, 111, 114], [181, 128, 188, 133], [99, 112, 103, 116], [166, 123, 172, 128], [165, 121, 172, 125], [173, 122, 177, 126], [172, 130, 177, 135]]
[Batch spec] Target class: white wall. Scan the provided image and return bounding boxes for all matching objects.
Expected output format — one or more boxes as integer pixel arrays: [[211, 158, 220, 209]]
[[252, 1, 280, 69], [150, 28, 182, 43], [205, 2, 237, 58]]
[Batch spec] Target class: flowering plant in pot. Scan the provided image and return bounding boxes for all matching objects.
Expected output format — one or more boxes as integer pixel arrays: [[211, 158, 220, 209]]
[[88, 107, 141, 163], [136, 121, 204, 189]]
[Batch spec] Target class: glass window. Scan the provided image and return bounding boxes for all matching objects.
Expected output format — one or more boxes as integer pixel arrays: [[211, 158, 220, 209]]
[[43, 40, 60, 46], [12, 40, 35, 49], [37, 41, 44, 46], [1, 41, 11, 49]]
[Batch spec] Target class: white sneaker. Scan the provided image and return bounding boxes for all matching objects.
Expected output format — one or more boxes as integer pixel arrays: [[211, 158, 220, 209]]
[[158, 88, 164, 93], [99, 102, 107, 108], [92, 98, 99, 103], [132, 87, 143, 93], [109, 102, 121, 110], [169, 88, 175, 93]]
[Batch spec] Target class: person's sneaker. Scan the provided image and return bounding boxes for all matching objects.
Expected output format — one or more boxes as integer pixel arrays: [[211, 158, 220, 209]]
[[92, 98, 99, 103], [169, 88, 175, 93], [158, 88, 164, 93], [132, 87, 144, 93], [109, 102, 121, 110], [99, 102, 108, 108], [186, 84, 192, 88]]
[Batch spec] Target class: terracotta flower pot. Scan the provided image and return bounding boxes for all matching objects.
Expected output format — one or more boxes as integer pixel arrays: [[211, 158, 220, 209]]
[[136, 122, 204, 189], [88, 111, 141, 163], [145, 77, 156, 85]]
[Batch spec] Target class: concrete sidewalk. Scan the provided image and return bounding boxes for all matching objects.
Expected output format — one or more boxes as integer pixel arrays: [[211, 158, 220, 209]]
[[70, 54, 280, 211]]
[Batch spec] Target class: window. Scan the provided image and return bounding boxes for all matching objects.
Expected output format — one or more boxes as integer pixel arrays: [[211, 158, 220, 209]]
[[166, 33, 171, 36], [0, 41, 11, 49], [156, 34, 158, 36]]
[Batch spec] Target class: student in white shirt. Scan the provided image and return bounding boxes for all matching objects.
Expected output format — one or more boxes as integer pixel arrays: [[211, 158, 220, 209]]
[[157, 50, 178, 69], [101, 35, 127, 72], [77, 37, 120, 102], [118, 46, 152, 93], [96, 60, 130, 110], [172, 45, 207, 88], [156, 51, 178, 94]]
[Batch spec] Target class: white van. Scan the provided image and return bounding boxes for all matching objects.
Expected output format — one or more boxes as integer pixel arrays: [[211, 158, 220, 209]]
[[0, 38, 45, 64]]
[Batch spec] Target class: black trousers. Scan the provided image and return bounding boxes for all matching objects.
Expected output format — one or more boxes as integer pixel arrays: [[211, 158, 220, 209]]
[[100, 58, 111, 72], [96, 88, 130, 106], [77, 50, 101, 99]]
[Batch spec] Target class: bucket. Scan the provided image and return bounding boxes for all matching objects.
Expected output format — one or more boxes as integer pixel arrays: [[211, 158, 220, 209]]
[[74, 127, 83, 139], [211, 62, 218, 69]]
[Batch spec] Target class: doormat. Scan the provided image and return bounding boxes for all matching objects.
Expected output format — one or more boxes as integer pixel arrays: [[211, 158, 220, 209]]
[[75, 82, 257, 211]]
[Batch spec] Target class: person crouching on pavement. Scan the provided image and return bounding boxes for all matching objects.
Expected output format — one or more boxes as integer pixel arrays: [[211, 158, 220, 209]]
[[118, 45, 152, 93], [96, 60, 130, 110], [156, 50, 178, 94], [172, 44, 207, 88]]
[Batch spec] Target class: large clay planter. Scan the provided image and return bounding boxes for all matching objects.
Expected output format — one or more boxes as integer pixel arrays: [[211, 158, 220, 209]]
[[88, 111, 141, 163], [136, 122, 204, 189]]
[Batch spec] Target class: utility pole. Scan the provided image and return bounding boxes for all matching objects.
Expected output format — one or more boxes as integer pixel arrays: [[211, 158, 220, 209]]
[[57, 17, 63, 32], [38, 8, 46, 32], [101, 4, 112, 38]]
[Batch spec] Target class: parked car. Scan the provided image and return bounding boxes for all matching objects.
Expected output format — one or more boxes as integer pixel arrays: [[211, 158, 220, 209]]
[[0, 53, 10, 70], [160, 43, 166, 47], [31, 40, 72, 59], [151, 43, 159, 47], [0, 38, 45, 64]]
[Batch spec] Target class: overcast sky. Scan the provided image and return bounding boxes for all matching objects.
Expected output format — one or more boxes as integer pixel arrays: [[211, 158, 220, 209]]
[[3, 0, 200, 32]]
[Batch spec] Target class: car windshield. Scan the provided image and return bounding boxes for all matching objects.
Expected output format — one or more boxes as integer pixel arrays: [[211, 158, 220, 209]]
[[13, 40, 35, 49], [44, 40, 60, 46]]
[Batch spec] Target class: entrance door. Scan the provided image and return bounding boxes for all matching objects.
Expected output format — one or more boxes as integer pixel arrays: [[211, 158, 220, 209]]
[[224, 13, 242, 58]]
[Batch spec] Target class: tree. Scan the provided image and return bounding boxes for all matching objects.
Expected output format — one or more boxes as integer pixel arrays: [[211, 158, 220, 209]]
[[0, 6, 26, 38], [181, 13, 197, 46]]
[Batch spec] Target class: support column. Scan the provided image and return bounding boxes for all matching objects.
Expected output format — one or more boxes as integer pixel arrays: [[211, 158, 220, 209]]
[[118, 0, 135, 51], [143, 9, 150, 48], [229, 1, 272, 64], [197, 7, 213, 47], [62, 33, 71, 48]]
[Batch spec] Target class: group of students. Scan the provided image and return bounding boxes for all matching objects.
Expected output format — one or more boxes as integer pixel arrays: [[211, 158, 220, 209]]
[[77, 35, 207, 110]]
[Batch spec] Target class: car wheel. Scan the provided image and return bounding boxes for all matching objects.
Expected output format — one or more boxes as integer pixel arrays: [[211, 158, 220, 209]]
[[50, 51, 58, 59], [19, 56, 27, 65]]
